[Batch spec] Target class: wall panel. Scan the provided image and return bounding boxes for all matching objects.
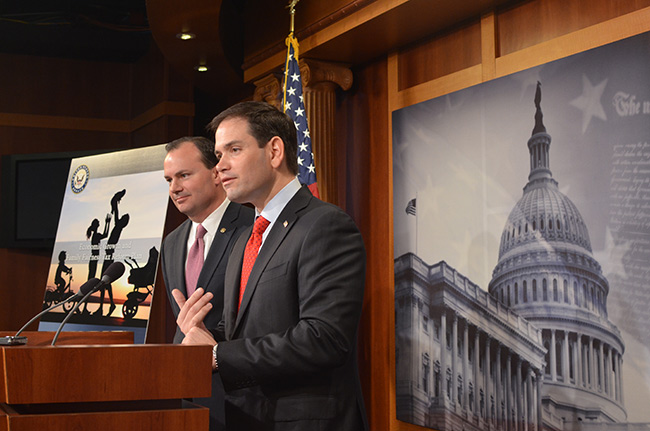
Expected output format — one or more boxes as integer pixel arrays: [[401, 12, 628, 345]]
[[0, 43, 194, 339], [398, 20, 481, 91], [0, 53, 131, 119], [498, 0, 650, 56], [340, 56, 392, 430]]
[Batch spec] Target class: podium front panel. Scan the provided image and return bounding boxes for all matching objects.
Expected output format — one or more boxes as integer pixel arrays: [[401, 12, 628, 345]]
[[1, 344, 211, 404], [0, 401, 208, 431]]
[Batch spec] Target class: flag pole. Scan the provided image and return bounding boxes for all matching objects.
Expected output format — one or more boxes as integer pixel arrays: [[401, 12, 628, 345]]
[[415, 190, 418, 256], [283, 0, 300, 111], [288, 0, 299, 33], [282, 0, 320, 198]]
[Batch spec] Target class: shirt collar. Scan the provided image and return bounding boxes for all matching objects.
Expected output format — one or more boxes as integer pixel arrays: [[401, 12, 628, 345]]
[[257, 177, 301, 225], [190, 197, 230, 238]]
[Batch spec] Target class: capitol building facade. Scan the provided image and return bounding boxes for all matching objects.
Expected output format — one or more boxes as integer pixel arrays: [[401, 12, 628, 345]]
[[395, 84, 646, 431]]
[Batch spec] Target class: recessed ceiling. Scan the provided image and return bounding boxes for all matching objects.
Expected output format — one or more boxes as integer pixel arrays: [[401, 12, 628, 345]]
[[0, 0, 150, 62]]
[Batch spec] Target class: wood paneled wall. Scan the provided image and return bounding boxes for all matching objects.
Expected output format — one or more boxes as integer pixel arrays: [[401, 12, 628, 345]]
[[0, 43, 194, 341], [339, 1, 650, 430]]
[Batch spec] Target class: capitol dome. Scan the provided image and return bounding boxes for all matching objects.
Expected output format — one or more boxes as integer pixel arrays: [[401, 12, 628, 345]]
[[488, 82, 626, 425], [498, 178, 592, 259]]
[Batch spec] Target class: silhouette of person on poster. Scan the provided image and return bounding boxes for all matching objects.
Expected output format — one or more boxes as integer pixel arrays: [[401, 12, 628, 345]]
[[94, 189, 129, 317], [54, 250, 72, 294], [82, 214, 111, 314]]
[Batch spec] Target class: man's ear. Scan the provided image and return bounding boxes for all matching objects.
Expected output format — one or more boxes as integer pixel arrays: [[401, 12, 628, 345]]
[[268, 136, 285, 169]]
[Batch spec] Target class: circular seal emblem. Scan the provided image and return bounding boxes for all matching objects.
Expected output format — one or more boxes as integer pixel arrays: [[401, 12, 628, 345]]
[[71, 164, 90, 193]]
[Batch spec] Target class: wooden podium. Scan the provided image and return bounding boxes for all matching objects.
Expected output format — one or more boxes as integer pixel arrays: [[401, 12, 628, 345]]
[[0, 331, 211, 431]]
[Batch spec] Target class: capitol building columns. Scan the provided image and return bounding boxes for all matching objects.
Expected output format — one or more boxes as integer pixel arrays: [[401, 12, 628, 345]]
[[485, 335, 493, 425], [473, 329, 480, 418], [394, 255, 547, 430], [540, 328, 628, 406], [562, 331, 571, 383], [576, 333, 583, 388], [462, 320, 469, 413], [550, 330, 557, 381], [451, 315, 458, 409], [440, 309, 448, 404]]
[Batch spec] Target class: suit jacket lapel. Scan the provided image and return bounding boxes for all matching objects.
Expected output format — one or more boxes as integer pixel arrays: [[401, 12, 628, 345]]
[[225, 225, 249, 339], [171, 220, 192, 297], [197, 202, 239, 289], [233, 187, 312, 334]]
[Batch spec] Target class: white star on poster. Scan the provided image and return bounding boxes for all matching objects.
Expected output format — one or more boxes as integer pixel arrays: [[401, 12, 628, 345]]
[[569, 75, 608, 133], [449, 160, 480, 192], [512, 68, 542, 101], [593, 227, 630, 280]]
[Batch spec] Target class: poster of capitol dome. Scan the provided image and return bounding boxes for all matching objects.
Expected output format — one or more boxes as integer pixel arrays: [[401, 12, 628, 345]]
[[393, 30, 650, 430]]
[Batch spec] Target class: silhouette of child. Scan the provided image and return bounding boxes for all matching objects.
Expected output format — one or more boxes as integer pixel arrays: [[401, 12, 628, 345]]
[[54, 250, 72, 294]]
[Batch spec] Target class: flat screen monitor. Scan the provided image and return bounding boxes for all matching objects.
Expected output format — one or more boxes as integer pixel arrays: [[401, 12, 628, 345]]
[[1, 150, 108, 249]]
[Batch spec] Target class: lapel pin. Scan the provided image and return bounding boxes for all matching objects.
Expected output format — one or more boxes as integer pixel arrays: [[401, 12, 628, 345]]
[[220, 227, 226, 233], [283, 220, 288, 228]]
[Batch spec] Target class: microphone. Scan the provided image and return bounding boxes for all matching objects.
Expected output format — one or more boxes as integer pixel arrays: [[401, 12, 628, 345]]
[[0, 278, 101, 346], [98, 261, 126, 286], [51, 261, 126, 346]]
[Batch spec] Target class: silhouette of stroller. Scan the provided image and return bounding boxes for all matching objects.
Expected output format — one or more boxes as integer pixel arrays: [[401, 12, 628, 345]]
[[122, 247, 159, 320]]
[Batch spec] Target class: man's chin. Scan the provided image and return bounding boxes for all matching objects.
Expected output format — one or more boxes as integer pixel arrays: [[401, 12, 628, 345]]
[[226, 191, 247, 205], [226, 194, 241, 203], [173, 201, 190, 215]]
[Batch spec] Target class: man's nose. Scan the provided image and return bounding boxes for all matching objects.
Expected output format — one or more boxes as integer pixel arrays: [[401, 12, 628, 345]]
[[216, 156, 227, 172], [169, 178, 181, 192]]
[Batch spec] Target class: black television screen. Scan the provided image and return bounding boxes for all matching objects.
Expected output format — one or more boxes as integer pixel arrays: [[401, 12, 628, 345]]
[[1, 150, 107, 249]]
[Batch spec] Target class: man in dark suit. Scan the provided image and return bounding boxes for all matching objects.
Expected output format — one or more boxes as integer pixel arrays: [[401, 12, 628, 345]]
[[172, 102, 368, 431], [161, 136, 253, 431]]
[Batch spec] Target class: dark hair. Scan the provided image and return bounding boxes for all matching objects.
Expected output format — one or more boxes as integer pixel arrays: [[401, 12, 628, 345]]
[[86, 218, 99, 239], [165, 136, 217, 169], [207, 101, 298, 175]]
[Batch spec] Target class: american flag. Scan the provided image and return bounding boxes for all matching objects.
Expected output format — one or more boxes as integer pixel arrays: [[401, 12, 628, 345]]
[[405, 198, 416, 216], [283, 34, 320, 198]]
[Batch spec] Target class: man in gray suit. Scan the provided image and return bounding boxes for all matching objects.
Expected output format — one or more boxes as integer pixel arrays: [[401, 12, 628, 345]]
[[173, 102, 368, 430], [161, 136, 253, 431]]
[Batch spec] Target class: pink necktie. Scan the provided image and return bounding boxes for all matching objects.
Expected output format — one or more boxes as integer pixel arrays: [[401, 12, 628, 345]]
[[239, 216, 270, 309], [185, 224, 207, 297]]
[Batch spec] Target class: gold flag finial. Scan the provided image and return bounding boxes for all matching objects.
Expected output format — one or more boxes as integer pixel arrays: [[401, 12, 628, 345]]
[[287, 0, 300, 33]]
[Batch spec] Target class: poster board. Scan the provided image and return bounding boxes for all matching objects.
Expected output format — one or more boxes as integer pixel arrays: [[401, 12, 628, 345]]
[[38, 144, 170, 344], [393, 31, 650, 429]]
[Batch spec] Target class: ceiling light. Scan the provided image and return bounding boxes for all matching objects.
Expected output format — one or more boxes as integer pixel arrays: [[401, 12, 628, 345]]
[[194, 65, 210, 72], [176, 32, 196, 41]]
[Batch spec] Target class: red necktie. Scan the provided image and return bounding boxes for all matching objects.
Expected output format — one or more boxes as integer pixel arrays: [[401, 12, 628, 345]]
[[185, 224, 207, 297], [239, 216, 270, 309]]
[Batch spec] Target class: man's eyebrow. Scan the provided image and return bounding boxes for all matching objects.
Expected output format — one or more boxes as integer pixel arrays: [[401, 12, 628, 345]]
[[216, 140, 240, 153]]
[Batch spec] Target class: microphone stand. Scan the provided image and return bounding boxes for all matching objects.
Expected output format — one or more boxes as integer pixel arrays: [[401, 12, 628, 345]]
[[51, 287, 99, 346], [0, 293, 83, 346]]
